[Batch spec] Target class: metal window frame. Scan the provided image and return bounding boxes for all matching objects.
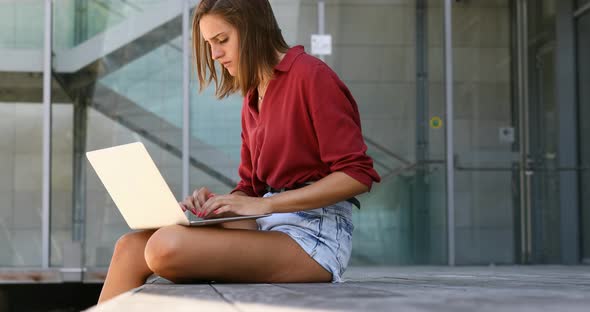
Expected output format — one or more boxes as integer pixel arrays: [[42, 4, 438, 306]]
[[182, 0, 191, 199], [515, 0, 532, 264], [42, 0, 53, 269]]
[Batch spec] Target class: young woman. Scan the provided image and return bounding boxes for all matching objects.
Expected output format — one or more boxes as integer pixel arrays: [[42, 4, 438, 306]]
[[97, 0, 380, 303]]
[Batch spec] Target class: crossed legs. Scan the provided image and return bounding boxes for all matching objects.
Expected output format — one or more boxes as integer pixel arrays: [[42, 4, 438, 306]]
[[97, 224, 331, 303]]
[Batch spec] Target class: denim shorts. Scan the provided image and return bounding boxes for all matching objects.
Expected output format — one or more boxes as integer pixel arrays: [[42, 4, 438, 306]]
[[256, 192, 354, 283]]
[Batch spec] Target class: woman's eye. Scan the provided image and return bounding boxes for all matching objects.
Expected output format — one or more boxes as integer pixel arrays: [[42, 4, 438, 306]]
[[219, 38, 228, 44]]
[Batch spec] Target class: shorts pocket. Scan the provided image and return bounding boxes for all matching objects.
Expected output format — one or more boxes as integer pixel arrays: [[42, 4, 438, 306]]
[[335, 215, 353, 276], [293, 209, 323, 237]]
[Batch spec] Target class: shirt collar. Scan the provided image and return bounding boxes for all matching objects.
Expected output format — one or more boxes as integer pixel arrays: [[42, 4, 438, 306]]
[[245, 46, 305, 103], [274, 45, 305, 72]]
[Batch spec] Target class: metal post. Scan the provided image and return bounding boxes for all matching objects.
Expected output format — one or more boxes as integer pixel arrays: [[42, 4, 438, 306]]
[[42, 0, 53, 268], [414, 0, 430, 264], [317, 0, 325, 62], [72, 101, 87, 243], [182, 0, 190, 199], [443, 0, 455, 266], [516, 0, 532, 264], [63, 99, 87, 282]]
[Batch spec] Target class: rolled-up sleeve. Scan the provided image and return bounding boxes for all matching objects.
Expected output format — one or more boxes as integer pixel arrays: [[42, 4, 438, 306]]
[[306, 64, 381, 190]]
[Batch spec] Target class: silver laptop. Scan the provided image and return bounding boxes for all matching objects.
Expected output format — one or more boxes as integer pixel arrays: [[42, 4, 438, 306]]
[[86, 142, 270, 229]]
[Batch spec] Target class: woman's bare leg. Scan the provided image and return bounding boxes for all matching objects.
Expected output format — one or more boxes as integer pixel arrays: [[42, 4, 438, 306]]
[[144, 225, 332, 284], [97, 230, 155, 303], [97, 221, 255, 303], [98, 222, 331, 303]]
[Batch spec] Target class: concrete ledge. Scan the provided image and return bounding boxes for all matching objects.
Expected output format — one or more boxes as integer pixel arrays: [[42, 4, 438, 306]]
[[0, 268, 61, 284], [85, 265, 590, 312], [0, 268, 108, 284]]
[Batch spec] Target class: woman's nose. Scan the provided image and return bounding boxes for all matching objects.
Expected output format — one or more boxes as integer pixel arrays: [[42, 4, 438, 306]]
[[211, 46, 223, 60]]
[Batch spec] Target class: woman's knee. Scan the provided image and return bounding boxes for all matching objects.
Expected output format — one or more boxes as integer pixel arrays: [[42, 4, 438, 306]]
[[111, 230, 153, 264], [144, 225, 188, 279]]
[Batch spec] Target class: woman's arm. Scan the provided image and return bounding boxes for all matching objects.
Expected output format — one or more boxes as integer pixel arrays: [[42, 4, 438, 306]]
[[198, 172, 368, 217], [265, 172, 368, 213]]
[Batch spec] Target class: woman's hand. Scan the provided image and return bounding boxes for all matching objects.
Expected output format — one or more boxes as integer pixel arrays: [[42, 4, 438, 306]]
[[179, 187, 215, 216], [198, 194, 272, 218]]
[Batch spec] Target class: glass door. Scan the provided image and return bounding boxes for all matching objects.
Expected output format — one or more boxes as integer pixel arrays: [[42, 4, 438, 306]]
[[528, 42, 561, 263], [522, 0, 582, 264], [451, 0, 518, 264]]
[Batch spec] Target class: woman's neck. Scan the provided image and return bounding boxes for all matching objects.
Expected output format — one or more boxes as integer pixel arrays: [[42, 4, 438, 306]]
[[257, 52, 286, 98]]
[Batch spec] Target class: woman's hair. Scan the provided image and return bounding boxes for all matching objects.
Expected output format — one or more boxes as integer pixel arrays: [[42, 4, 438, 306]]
[[192, 0, 289, 98]]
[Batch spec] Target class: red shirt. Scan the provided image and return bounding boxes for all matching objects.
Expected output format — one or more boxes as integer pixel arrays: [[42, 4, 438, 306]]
[[231, 45, 381, 197]]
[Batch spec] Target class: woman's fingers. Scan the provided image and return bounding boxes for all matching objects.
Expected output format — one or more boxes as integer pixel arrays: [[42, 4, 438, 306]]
[[197, 187, 216, 206], [200, 205, 230, 219], [213, 205, 230, 215], [180, 187, 218, 217], [191, 188, 217, 217], [201, 195, 229, 217], [192, 189, 202, 209], [183, 196, 197, 215], [180, 202, 197, 215]]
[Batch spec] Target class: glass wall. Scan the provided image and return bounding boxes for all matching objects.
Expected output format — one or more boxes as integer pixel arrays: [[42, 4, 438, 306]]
[[3, 0, 590, 274], [577, 10, 590, 263], [0, 1, 44, 267]]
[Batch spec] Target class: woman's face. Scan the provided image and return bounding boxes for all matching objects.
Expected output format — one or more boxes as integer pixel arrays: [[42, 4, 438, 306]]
[[199, 14, 239, 76]]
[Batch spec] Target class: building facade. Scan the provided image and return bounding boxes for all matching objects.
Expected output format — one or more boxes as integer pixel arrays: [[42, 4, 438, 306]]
[[0, 0, 588, 282]]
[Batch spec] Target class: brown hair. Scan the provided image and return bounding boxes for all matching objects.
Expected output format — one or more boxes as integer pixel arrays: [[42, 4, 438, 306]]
[[192, 0, 289, 98]]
